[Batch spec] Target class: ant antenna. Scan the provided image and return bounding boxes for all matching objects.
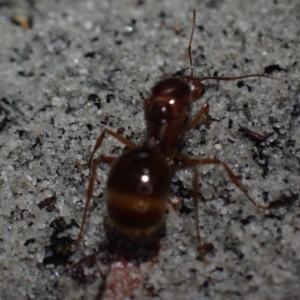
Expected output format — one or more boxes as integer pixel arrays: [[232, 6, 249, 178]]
[[188, 9, 196, 78], [199, 73, 273, 82], [186, 10, 273, 83]]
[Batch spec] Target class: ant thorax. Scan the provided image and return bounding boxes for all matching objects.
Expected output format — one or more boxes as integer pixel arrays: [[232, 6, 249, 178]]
[[144, 77, 192, 156]]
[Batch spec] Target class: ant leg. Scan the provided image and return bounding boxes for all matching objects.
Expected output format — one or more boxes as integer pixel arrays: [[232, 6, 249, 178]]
[[187, 103, 214, 130], [171, 155, 269, 259], [191, 166, 209, 263], [176, 156, 269, 209], [79, 129, 137, 167], [170, 161, 209, 262], [76, 155, 116, 244]]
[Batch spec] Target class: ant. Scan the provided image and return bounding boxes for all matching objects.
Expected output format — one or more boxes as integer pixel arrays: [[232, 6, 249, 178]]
[[75, 10, 272, 262]]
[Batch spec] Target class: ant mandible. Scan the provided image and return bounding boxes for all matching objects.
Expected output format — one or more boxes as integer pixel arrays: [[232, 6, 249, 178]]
[[76, 10, 271, 261]]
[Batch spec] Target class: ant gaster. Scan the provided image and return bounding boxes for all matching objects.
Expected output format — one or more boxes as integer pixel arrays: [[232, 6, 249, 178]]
[[76, 10, 271, 261]]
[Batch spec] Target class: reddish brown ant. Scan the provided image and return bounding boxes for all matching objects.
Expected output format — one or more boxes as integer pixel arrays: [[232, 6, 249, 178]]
[[76, 10, 271, 261]]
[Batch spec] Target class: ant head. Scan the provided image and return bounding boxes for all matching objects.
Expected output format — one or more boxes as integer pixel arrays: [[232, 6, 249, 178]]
[[151, 77, 191, 99], [182, 75, 205, 101]]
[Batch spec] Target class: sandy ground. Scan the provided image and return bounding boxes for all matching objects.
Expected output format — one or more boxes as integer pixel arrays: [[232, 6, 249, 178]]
[[0, 0, 299, 299]]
